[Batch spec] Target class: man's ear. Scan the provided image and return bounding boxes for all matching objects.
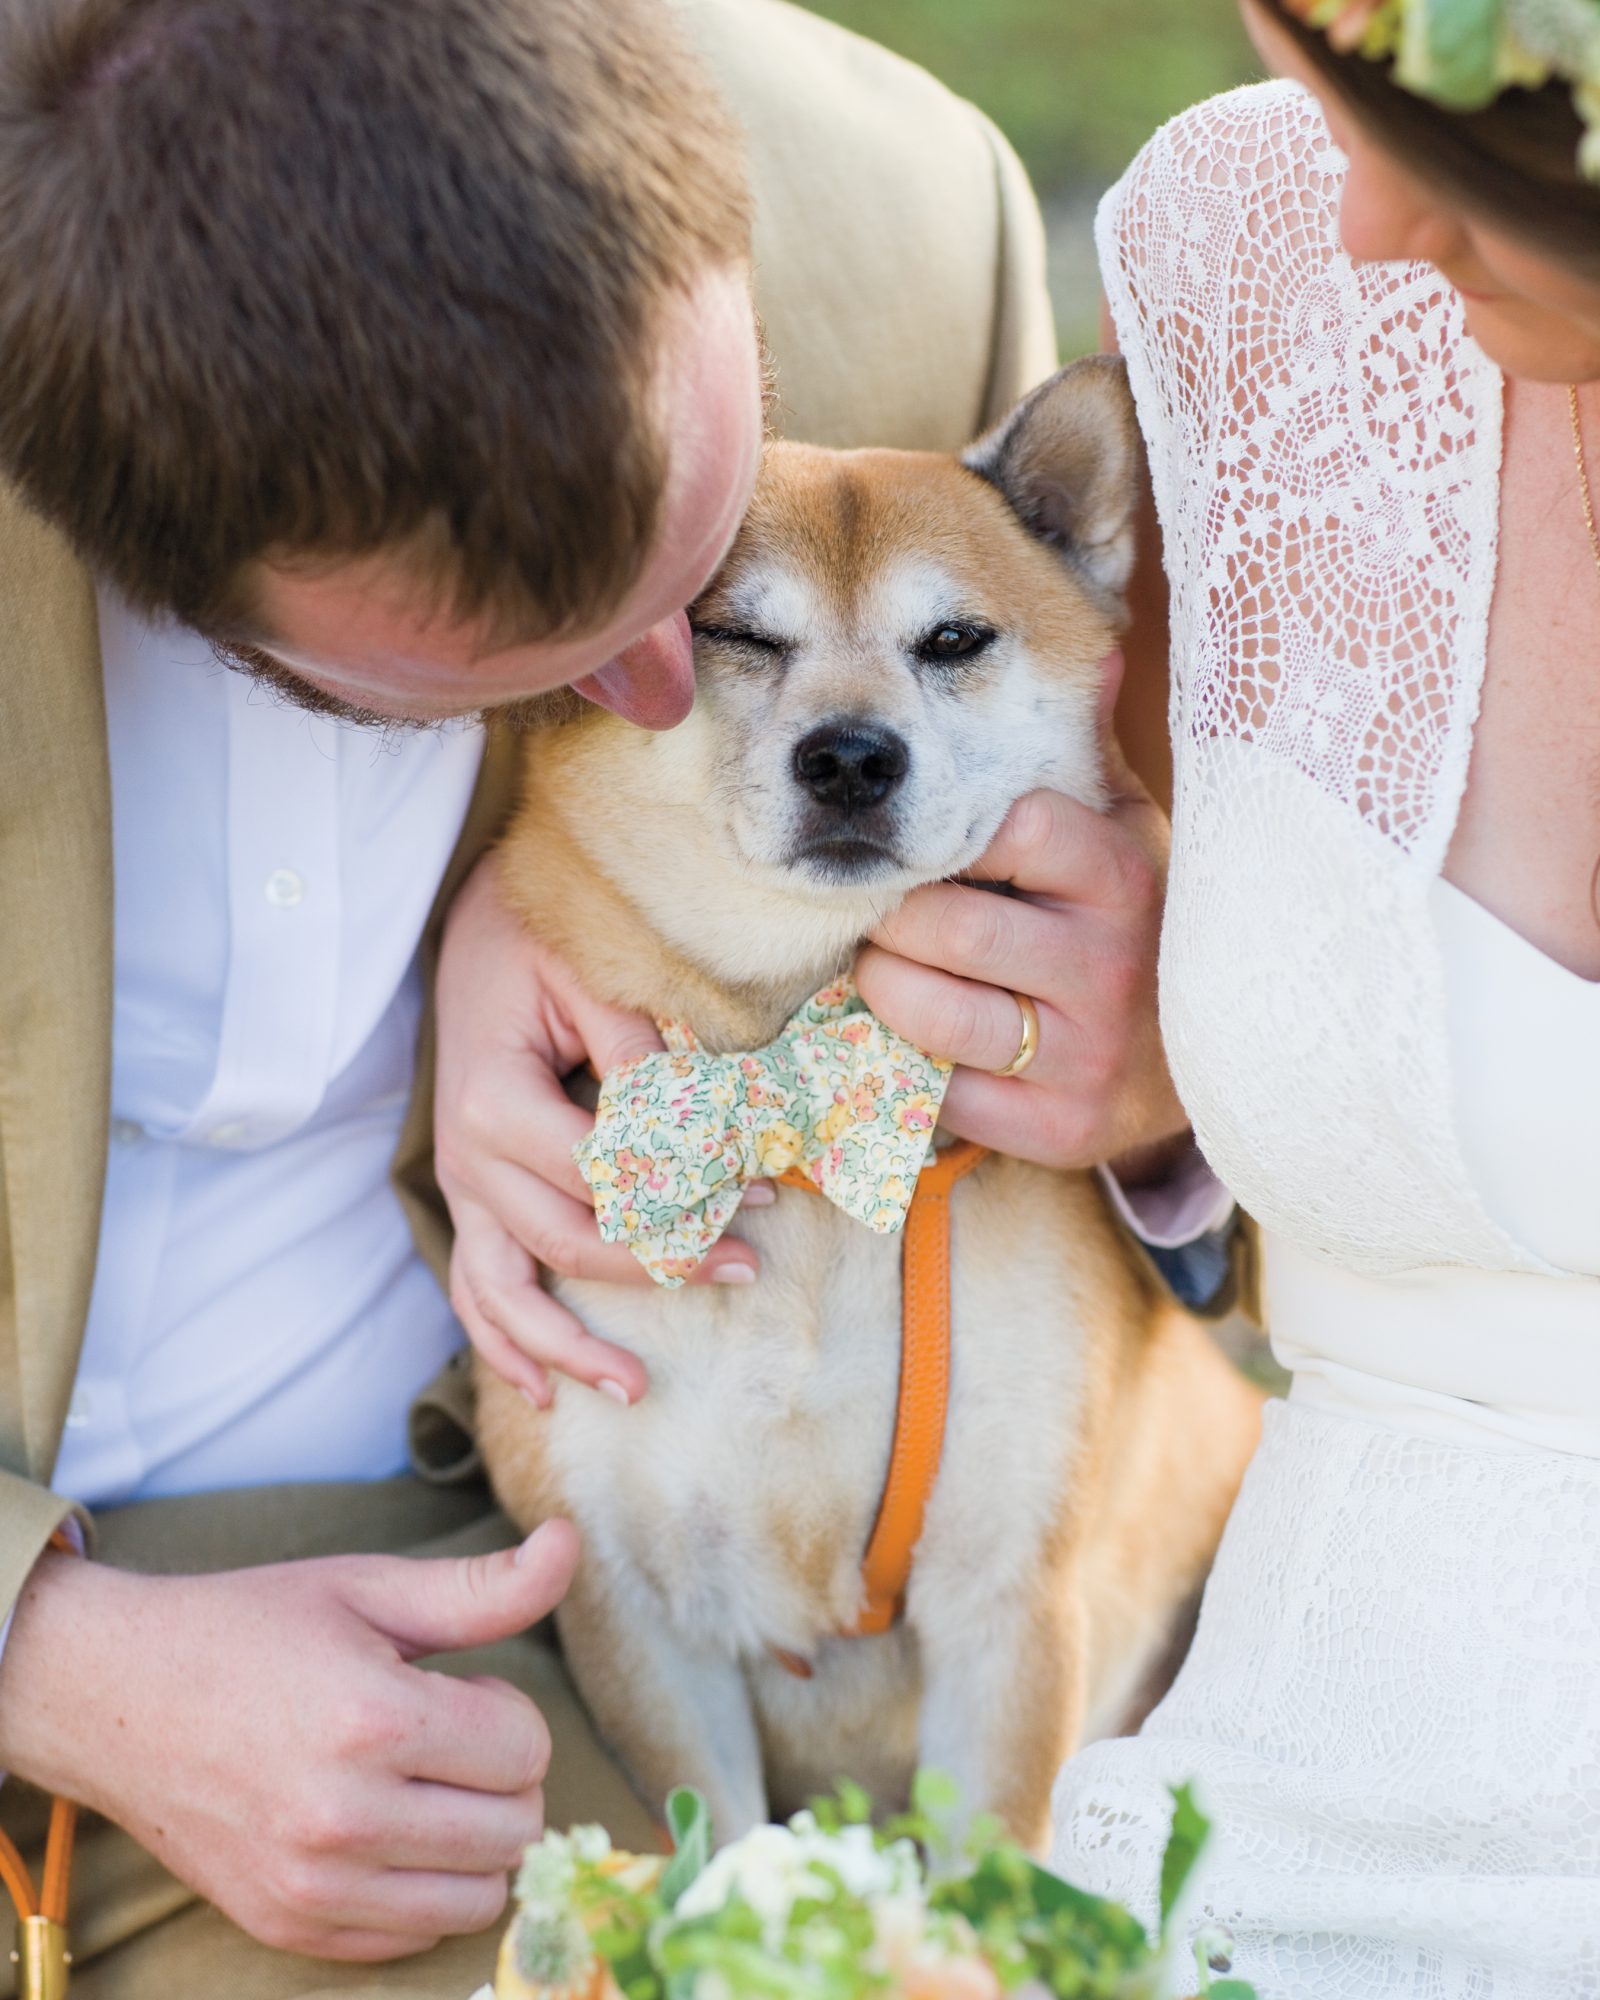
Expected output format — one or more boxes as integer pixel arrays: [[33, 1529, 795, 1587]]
[[961, 355, 1142, 616]]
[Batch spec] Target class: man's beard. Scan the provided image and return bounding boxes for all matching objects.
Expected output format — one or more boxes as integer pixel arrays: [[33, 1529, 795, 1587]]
[[207, 638, 583, 734], [207, 638, 428, 730]]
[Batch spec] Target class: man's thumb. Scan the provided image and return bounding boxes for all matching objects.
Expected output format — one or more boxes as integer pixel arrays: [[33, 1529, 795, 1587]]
[[352, 1520, 581, 1660]]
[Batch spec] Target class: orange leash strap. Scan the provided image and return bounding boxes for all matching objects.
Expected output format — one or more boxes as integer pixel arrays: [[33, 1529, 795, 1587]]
[[776, 1139, 989, 1651], [845, 1139, 988, 1637], [0, 1532, 79, 2000]]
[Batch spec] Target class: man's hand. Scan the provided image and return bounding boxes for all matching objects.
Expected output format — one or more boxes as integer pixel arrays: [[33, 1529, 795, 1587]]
[[434, 857, 768, 1406], [0, 1524, 580, 1962], [856, 654, 1189, 1172]]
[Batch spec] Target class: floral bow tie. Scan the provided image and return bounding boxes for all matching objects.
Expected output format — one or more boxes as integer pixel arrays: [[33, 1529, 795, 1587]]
[[575, 977, 951, 1286]]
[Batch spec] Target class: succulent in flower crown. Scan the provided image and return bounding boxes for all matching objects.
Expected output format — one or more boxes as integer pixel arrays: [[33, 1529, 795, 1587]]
[[1285, 0, 1600, 176], [490, 1774, 1260, 2000]]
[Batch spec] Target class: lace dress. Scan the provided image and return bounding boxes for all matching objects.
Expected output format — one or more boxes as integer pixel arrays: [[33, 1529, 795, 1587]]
[[1048, 83, 1600, 1998]]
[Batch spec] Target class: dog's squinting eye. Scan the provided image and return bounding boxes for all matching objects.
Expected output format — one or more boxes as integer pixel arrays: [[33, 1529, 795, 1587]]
[[690, 622, 788, 659], [916, 622, 996, 665]]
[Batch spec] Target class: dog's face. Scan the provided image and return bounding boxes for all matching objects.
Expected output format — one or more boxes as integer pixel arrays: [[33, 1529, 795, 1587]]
[[681, 358, 1141, 906]]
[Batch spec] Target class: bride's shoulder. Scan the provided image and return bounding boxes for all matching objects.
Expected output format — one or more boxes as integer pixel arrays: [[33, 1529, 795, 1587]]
[[1096, 81, 1351, 429], [1098, 78, 1343, 308]]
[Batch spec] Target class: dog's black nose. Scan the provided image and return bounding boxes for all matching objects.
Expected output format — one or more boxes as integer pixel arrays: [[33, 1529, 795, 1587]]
[[792, 722, 909, 812]]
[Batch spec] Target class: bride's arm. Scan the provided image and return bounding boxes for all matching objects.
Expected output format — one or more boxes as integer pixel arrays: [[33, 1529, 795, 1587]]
[[1090, 299, 1255, 1314]]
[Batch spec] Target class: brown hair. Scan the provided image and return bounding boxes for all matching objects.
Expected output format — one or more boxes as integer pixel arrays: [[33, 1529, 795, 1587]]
[[0, 0, 752, 642], [1255, 0, 1600, 283]]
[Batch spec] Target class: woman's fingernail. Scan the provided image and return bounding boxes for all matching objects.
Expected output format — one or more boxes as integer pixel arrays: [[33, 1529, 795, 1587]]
[[596, 1377, 632, 1406], [711, 1262, 757, 1285], [520, 1385, 548, 1411], [742, 1183, 777, 1207]]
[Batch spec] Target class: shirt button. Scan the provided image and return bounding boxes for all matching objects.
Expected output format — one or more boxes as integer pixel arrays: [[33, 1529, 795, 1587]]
[[65, 1389, 94, 1430], [208, 1120, 250, 1148], [265, 868, 305, 908], [110, 1118, 145, 1144]]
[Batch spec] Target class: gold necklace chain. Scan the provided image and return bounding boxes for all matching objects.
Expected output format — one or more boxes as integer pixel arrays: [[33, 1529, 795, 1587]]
[[1568, 384, 1600, 577]]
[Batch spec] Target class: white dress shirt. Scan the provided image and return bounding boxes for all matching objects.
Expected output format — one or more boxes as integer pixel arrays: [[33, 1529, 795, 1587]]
[[54, 591, 484, 1508]]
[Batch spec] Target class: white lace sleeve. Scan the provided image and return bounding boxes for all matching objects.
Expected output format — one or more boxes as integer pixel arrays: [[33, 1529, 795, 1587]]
[[1094, 88, 1270, 713], [1093, 86, 1533, 1278]]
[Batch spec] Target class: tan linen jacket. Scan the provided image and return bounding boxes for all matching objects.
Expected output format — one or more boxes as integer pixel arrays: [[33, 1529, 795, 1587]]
[[0, 0, 1058, 1615]]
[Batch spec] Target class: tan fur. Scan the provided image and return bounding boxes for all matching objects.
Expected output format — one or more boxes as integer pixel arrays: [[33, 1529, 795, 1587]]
[[478, 364, 1263, 1852], [714, 446, 1116, 682]]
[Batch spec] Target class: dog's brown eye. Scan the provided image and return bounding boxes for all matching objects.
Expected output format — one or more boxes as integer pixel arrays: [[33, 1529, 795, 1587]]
[[917, 622, 995, 664]]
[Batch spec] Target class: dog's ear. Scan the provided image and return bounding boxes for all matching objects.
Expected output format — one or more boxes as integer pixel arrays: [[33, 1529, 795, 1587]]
[[961, 355, 1141, 614]]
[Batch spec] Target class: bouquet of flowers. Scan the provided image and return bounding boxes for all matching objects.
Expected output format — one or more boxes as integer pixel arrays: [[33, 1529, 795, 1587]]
[[484, 1776, 1256, 2000]]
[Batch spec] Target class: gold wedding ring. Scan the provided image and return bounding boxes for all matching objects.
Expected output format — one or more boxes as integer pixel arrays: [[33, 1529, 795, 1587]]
[[992, 990, 1040, 1079]]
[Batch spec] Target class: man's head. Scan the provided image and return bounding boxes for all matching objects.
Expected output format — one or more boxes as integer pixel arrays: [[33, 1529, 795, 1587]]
[[0, 0, 764, 726]]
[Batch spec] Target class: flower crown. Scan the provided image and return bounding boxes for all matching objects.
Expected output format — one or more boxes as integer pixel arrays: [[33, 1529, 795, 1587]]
[[1286, 0, 1600, 177]]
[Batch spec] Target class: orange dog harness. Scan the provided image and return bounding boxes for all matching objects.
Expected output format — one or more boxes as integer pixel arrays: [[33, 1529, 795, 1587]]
[[773, 1138, 988, 1672]]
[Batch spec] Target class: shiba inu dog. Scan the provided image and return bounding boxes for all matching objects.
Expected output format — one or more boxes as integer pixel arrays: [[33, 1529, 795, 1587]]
[[477, 357, 1262, 1851]]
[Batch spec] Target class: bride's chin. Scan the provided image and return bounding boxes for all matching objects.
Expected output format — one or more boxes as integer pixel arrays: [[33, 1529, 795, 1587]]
[[1456, 293, 1600, 385]]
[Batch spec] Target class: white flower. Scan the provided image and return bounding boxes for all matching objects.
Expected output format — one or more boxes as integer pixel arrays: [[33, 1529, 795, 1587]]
[[569, 1824, 613, 1865], [670, 1816, 924, 1948], [514, 1832, 578, 1922], [511, 1907, 593, 1988]]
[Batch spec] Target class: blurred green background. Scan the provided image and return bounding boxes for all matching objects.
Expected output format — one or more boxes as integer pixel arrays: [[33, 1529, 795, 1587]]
[[795, 0, 1260, 354]]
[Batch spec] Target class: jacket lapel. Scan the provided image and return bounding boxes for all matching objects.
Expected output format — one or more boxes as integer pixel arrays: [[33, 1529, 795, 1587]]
[[0, 486, 111, 1481]]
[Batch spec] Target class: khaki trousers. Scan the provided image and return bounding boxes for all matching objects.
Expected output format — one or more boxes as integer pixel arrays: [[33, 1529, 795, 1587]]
[[1, 1476, 656, 2000]]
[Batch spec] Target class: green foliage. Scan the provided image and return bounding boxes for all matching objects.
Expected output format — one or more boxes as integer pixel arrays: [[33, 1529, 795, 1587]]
[[931, 1845, 1157, 1996], [910, 1769, 961, 1820], [1159, 1785, 1210, 1931], [655, 1883, 886, 1998], [570, 1859, 662, 2000], [793, 0, 1259, 189], [508, 1776, 1260, 1999], [1392, 0, 1501, 107], [661, 1788, 714, 1909], [807, 1777, 876, 1831]]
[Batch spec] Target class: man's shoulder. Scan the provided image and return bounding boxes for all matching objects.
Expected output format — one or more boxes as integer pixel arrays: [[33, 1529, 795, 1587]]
[[672, 0, 978, 139], [671, 0, 1055, 451]]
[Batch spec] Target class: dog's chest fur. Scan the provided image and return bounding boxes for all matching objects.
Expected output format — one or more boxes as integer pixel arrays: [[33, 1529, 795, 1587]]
[[475, 1127, 1136, 1827], [537, 1156, 1102, 1663]]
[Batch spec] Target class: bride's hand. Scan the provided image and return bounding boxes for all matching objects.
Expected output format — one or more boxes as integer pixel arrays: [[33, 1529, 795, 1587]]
[[854, 650, 1189, 1175], [433, 856, 766, 1406]]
